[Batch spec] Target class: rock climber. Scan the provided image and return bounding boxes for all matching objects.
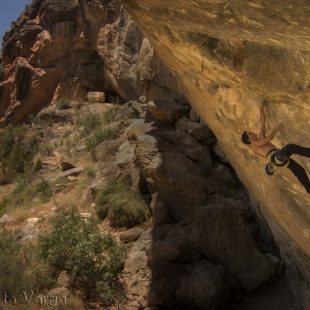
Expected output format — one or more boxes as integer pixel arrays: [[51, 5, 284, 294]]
[[241, 99, 310, 194]]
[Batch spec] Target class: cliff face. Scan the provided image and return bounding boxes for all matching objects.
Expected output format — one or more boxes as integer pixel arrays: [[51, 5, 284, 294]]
[[120, 0, 310, 308], [0, 0, 183, 123]]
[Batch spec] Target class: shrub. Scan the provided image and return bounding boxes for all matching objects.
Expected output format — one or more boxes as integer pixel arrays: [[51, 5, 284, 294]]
[[85, 127, 119, 155], [0, 125, 38, 184], [41, 143, 53, 156], [39, 214, 125, 304], [95, 180, 150, 228], [0, 229, 54, 300], [76, 110, 120, 157], [103, 107, 117, 123], [0, 179, 53, 211], [34, 159, 43, 171], [86, 167, 96, 178], [56, 98, 71, 110], [76, 113, 102, 137]]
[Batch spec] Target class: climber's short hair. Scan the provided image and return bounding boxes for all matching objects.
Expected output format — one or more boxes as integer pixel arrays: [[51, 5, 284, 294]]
[[241, 131, 251, 144]]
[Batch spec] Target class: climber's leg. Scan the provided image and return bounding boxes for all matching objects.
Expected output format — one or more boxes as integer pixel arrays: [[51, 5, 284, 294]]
[[287, 159, 310, 194], [276, 144, 310, 162]]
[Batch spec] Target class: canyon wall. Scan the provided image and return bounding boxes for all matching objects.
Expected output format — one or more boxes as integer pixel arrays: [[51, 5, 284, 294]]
[[120, 0, 310, 308], [0, 0, 184, 123]]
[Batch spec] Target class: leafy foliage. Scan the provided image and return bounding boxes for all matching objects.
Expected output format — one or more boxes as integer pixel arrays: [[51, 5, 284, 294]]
[[96, 179, 150, 228], [39, 214, 125, 304]]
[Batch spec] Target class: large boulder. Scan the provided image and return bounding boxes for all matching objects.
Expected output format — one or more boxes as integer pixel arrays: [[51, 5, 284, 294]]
[[86, 91, 106, 103], [147, 100, 189, 123], [134, 132, 211, 221], [175, 116, 214, 142], [191, 199, 279, 292], [176, 261, 230, 310], [156, 130, 213, 173]]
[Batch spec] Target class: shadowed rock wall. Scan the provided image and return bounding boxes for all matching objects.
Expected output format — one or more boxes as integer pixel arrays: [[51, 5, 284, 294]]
[[120, 0, 310, 308]]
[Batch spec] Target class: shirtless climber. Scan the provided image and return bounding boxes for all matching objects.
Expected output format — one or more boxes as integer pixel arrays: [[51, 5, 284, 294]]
[[241, 100, 310, 194]]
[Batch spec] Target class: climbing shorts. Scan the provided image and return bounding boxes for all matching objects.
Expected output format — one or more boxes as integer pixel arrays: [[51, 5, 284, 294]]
[[266, 149, 290, 167]]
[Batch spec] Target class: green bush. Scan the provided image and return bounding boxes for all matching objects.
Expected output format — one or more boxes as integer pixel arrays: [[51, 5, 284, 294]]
[[95, 180, 150, 228], [0, 229, 54, 299], [39, 214, 125, 304], [56, 98, 71, 110], [0, 125, 38, 184]]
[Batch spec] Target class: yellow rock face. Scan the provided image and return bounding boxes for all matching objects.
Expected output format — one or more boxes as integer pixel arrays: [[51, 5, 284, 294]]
[[121, 0, 310, 307]]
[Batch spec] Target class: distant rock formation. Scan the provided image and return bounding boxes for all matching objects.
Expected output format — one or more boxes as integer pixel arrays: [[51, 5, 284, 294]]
[[0, 0, 184, 123]]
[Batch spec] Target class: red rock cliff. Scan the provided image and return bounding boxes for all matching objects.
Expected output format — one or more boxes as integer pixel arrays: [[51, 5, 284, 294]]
[[0, 0, 184, 123]]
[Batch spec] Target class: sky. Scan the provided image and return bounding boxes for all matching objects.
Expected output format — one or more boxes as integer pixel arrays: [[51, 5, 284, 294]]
[[0, 0, 32, 46]]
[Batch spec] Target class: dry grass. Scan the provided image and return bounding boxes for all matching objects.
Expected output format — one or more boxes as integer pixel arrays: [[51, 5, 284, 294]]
[[95, 179, 150, 228]]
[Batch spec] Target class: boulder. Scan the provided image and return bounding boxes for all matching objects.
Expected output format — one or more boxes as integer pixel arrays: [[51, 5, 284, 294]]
[[95, 139, 123, 161], [176, 261, 230, 309], [213, 164, 238, 188], [146, 240, 180, 263], [46, 167, 84, 182], [60, 161, 75, 171], [165, 220, 203, 265], [79, 213, 92, 219], [191, 202, 279, 292], [189, 108, 200, 122], [122, 231, 152, 308], [17, 217, 41, 243], [120, 227, 145, 243], [151, 194, 171, 226], [134, 132, 210, 221], [175, 116, 214, 142], [147, 100, 189, 123], [83, 103, 115, 114], [35, 107, 74, 123], [57, 271, 70, 288], [115, 106, 138, 120], [0, 214, 13, 225], [157, 130, 212, 173], [87, 91, 106, 103], [149, 276, 180, 307]]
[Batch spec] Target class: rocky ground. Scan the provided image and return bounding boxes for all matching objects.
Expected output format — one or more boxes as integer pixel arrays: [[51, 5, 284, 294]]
[[0, 92, 298, 309]]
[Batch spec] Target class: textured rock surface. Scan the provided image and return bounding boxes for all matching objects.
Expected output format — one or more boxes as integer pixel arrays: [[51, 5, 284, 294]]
[[0, 0, 185, 123], [191, 200, 278, 292], [176, 260, 230, 309], [121, 1, 310, 307]]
